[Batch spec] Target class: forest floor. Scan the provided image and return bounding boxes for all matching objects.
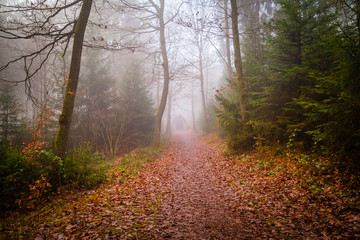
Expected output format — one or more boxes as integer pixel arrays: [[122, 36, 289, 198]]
[[1, 132, 360, 239]]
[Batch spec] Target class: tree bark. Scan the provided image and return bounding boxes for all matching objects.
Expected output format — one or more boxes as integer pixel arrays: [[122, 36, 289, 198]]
[[230, 0, 247, 121], [153, 0, 170, 148], [191, 80, 196, 131], [356, 0, 360, 45], [54, 0, 92, 157], [198, 46, 207, 125], [224, 0, 232, 78], [165, 85, 172, 136]]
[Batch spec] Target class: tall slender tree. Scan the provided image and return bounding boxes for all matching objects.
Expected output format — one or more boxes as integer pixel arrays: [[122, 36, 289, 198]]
[[55, 0, 93, 157], [151, 0, 171, 147], [230, 0, 247, 121], [224, 0, 233, 78]]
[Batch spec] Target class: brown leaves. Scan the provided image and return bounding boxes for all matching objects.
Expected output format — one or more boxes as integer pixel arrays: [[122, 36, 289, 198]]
[[2, 133, 359, 239], [2, 154, 166, 239], [202, 133, 360, 239]]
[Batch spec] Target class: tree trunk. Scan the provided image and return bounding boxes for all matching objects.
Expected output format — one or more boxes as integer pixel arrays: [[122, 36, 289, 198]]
[[198, 43, 207, 126], [153, 0, 170, 148], [199, 57, 207, 126], [356, 0, 360, 45], [165, 86, 172, 137], [54, 0, 92, 157], [230, 0, 247, 121], [224, 0, 232, 78], [4, 91, 9, 139], [191, 81, 196, 131]]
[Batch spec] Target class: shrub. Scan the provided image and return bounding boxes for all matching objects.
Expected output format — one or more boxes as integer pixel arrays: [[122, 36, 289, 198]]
[[0, 140, 60, 211], [214, 82, 255, 152], [62, 143, 108, 189], [0, 141, 110, 212]]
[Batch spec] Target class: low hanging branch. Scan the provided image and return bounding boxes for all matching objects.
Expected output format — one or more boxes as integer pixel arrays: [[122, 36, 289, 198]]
[[0, 1, 82, 106]]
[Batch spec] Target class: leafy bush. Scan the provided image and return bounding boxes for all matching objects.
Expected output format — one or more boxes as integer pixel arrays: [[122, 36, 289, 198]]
[[0, 137, 162, 213], [62, 143, 108, 189], [0, 141, 110, 212], [0, 140, 60, 210], [214, 80, 255, 152]]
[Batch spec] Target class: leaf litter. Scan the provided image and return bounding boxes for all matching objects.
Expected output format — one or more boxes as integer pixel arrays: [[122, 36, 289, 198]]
[[1, 133, 359, 239]]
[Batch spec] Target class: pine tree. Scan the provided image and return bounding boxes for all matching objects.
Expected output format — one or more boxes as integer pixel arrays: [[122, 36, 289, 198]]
[[99, 62, 154, 156], [0, 85, 21, 141], [117, 62, 154, 148], [71, 48, 113, 149], [295, 0, 360, 153], [262, 0, 334, 147]]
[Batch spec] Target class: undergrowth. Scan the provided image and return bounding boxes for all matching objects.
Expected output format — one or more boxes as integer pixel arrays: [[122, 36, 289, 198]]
[[0, 145, 163, 239], [229, 144, 360, 211], [204, 132, 360, 211], [0, 141, 110, 212]]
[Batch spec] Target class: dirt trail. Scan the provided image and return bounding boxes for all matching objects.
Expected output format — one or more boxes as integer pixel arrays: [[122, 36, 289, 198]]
[[4, 133, 356, 239], [152, 133, 258, 239]]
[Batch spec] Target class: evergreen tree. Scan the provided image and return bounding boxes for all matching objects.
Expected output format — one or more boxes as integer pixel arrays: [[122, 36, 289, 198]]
[[0, 85, 21, 142], [215, 0, 360, 155], [116, 62, 154, 148], [262, 0, 334, 147], [295, 0, 360, 153], [71, 49, 113, 149], [99, 62, 154, 156]]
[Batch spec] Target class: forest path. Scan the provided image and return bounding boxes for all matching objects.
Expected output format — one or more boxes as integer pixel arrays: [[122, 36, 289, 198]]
[[5, 133, 357, 239], [4, 133, 266, 240], [152, 133, 256, 239]]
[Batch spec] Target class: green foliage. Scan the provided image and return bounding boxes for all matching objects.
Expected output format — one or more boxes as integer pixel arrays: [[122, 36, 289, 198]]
[[0, 135, 162, 213], [71, 48, 114, 148], [258, 0, 333, 148], [0, 85, 22, 142], [214, 78, 255, 152], [263, 0, 360, 154], [0, 141, 110, 212], [72, 54, 154, 156], [118, 62, 154, 147], [0, 140, 60, 210], [62, 143, 108, 189], [216, 0, 360, 158], [0, 140, 25, 210], [100, 61, 154, 156]]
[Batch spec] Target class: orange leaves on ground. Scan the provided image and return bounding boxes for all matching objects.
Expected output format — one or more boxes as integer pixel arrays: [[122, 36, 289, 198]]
[[2, 133, 359, 239], [3, 151, 168, 239], [16, 175, 52, 210], [202, 134, 360, 239]]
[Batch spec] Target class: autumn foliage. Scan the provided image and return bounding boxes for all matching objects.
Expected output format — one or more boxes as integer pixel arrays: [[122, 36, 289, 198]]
[[1, 133, 359, 239]]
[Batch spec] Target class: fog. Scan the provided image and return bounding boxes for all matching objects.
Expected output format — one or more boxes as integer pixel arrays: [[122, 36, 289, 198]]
[[0, 0, 234, 154]]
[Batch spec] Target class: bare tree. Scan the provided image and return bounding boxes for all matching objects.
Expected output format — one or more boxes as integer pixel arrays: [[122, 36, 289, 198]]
[[175, 0, 220, 128], [151, 0, 171, 147], [0, 0, 82, 100], [118, 0, 183, 147], [0, 0, 95, 157]]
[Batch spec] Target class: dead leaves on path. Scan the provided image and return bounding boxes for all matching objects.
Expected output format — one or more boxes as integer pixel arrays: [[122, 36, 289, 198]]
[[3, 157, 171, 239], [3, 133, 360, 239], [202, 133, 360, 239]]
